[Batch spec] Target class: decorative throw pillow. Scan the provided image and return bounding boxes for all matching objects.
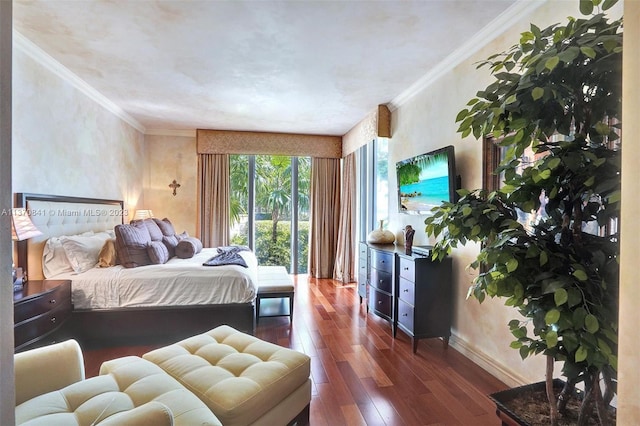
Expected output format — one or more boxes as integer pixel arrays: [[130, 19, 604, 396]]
[[177, 231, 189, 241], [175, 236, 203, 259], [153, 218, 176, 237], [98, 238, 118, 267], [147, 241, 170, 264], [162, 234, 180, 258], [114, 224, 153, 268], [131, 218, 163, 241], [60, 232, 112, 273]]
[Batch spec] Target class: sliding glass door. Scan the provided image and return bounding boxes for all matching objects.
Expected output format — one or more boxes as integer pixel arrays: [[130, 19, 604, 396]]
[[230, 154, 310, 274]]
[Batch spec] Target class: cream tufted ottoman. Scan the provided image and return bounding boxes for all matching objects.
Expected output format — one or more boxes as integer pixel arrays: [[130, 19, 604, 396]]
[[143, 325, 311, 426], [16, 355, 221, 425]]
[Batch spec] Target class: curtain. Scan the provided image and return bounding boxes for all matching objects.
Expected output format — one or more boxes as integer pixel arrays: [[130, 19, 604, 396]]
[[333, 152, 356, 283], [309, 157, 341, 278], [197, 153, 230, 247]]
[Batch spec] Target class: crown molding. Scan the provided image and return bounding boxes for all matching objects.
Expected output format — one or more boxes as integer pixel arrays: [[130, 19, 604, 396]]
[[13, 30, 146, 134], [388, 0, 548, 112], [145, 129, 197, 138]]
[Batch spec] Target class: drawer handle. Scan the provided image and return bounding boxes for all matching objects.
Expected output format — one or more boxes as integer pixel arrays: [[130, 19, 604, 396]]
[[403, 289, 409, 292], [381, 260, 385, 264], [49, 299, 56, 304], [404, 267, 409, 271], [403, 313, 408, 317], [378, 300, 383, 305], [50, 317, 56, 323], [379, 280, 384, 284]]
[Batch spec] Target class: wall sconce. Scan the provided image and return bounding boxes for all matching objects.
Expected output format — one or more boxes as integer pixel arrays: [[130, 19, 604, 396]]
[[11, 208, 42, 289], [133, 209, 154, 220], [169, 179, 181, 196]]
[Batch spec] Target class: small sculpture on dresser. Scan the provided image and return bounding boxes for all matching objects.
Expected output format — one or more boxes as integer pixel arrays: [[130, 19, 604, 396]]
[[404, 225, 415, 255]]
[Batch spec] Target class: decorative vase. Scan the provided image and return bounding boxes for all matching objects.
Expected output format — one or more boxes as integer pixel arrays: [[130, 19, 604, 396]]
[[367, 220, 395, 244]]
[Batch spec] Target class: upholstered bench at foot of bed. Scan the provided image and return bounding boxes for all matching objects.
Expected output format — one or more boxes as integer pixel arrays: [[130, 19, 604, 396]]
[[143, 324, 311, 426], [256, 265, 295, 324]]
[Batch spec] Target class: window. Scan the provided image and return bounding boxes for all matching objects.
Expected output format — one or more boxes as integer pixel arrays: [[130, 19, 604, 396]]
[[357, 138, 389, 241], [229, 154, 310, 274]]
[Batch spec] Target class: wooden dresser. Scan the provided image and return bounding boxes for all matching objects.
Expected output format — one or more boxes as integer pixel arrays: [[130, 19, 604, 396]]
[[14, 279, 73, 352], [364, 244, 452, 353]]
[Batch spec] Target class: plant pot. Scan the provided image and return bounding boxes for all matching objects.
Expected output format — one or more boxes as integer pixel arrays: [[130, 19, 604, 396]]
[[489, 379, 568, 426]]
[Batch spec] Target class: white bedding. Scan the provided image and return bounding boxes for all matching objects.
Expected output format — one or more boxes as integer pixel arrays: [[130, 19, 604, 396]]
[[52, 248, 258, 310]]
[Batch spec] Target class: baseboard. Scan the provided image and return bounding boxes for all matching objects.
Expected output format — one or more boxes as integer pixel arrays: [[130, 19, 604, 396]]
[[448, 332, 530, 389]]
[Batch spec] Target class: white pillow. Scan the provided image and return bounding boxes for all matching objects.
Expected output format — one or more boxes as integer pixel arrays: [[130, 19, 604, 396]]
[[42, 231, 95, 278], [60, 232, 112, 274]]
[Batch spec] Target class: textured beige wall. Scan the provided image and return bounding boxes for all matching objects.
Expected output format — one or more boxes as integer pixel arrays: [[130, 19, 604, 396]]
[[143, 134, 197, 237], [12, 48, 144, 219], [386, 1, 624, 387]]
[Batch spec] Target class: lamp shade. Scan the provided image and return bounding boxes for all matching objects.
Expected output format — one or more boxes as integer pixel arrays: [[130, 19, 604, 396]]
[[11, 208, 42, 241], [133, 209, 154, 220]]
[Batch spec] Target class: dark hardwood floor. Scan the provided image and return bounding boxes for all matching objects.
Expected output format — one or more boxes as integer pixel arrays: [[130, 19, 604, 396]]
[[84, 275, 507, 425]]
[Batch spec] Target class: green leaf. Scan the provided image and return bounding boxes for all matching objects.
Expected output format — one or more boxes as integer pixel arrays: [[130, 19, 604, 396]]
[[519, 345, 530, 360], [510, 341, 523, 349], [567, 288, 582, 307], [554, 288, 568, 306], [545, 309, 561, 325], [602, 0, 618, 11], [575, 346, 588, 363], [545, 56, 560, 71], [579, 0, 594, 15], [573, 270, 588, 281], [585, 314, 600, 333], [505, 94, 517, 105], [580, 46, 597, 59], [455, 109, 469, 122], [532, 87, 544, 100], [539, 251, 548, 266], [546, 331, 558, 348], [506, 258, 518, 273]]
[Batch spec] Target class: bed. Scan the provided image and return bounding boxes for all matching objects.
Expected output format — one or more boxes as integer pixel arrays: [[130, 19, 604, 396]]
[[15, 193, 257, 349]]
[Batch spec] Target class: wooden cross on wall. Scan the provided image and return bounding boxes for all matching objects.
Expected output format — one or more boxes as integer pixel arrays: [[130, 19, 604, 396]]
[[169, 179, 181, 196]]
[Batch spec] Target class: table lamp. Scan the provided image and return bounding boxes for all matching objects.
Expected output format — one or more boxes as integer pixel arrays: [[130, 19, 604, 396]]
[[133, 209, 154, 220], [11, 208, 42, 290]]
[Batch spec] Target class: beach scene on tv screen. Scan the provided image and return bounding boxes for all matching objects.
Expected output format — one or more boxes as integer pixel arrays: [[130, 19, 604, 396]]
[[397, 151, 450, 212]]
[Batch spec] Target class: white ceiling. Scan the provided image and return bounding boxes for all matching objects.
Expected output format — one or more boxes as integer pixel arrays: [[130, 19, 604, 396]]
[[12, 0, 532, 136]]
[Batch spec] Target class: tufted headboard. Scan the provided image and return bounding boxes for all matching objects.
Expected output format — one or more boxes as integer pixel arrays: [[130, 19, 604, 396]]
[[15, 193, 125, 281]]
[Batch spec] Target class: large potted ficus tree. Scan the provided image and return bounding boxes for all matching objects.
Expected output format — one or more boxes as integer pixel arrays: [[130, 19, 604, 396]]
[[424, 1, 621, 425]]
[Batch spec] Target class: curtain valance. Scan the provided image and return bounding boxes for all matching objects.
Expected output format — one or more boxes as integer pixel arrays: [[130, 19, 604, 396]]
[[197, 129, 342, 158]]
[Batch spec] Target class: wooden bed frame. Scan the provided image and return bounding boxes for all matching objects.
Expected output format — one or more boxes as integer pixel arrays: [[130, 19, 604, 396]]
[[15, 193, 255, 349]]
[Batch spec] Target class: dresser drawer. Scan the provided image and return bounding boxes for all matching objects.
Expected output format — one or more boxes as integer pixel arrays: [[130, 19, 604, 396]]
[[371, 249, 393, 273], [398, 277, 416, 305], [398, 257, 416, 282], [14, 282, 71, 324], [15, 303, 72, 349], [369, 288, 393, 319], [370, 268, 393, 294], [397, 299, 415, 333]]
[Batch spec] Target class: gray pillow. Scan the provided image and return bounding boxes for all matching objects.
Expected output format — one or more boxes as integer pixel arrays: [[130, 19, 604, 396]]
[[131, 218, 163, 241], [147, 241, 170, 264], [175, 236, 203, 259], [114, 224, 152, 268], [153, 218, 176, 237]]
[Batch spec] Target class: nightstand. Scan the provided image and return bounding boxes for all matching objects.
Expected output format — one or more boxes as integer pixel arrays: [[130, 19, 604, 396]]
[[14, 279, 73, 352]]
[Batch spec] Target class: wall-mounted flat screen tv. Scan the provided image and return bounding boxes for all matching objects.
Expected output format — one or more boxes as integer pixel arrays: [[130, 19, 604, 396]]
[[396, 145, 457, 214]]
